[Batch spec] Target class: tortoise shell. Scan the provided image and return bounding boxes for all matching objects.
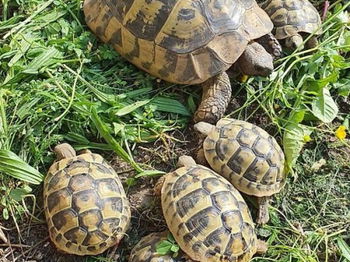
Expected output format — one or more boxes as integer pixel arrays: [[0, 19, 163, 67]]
[[83, 0, 273, 85], [203, 118, 286, 197], [43, 152, 131, 255], [129, 231, 193, 262], [262, 0, 322, 40], [161, 163, 258, 262]]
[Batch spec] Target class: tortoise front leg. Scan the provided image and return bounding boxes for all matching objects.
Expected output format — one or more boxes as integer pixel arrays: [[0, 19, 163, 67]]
[[193, 72, 231, 124], [256, 33, 283, 59], [256, 196, 270, 225]]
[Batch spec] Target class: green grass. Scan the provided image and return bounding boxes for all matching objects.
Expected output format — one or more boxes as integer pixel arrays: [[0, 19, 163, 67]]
[[0, 0, 350, 261]]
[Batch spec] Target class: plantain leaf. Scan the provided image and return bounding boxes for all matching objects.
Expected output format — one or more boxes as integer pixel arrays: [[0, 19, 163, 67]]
[[115, 100, 150, 116], [0, 150, 44, 184], [151, 97, 191, 116], [283, 124, 313, 171], [311, 88, 339, 123]]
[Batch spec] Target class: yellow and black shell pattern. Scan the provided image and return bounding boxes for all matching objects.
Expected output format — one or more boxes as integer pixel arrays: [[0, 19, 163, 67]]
[[261, 0, 322, 40], [43, 152, 131, 256], [129, 231, 193, 262], [161, 164, 258, 262], [203, 118, 286, 197], [83, 0, 273, 85]]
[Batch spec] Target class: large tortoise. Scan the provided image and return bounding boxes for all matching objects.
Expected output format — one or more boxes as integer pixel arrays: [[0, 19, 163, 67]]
[[156, 156, 267, 262], [194, 119, 286, 224], [43, 144, 131, 255], [261, 0, 322, 49], [83, 0, 281, 124]]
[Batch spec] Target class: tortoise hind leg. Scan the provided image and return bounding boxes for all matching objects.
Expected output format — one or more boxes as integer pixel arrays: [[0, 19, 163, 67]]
[[256, 196, 270, 225], [193, 72, 231, 124]]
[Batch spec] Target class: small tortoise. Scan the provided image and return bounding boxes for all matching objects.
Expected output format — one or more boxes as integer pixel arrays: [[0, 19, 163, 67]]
[[156, 156, 267, 262], [83, 0, 281, 124], [194, 119, 286, 224], [261, 0, 322, 49], [44, 143, 131, 255], [129, 231, 193, 262]]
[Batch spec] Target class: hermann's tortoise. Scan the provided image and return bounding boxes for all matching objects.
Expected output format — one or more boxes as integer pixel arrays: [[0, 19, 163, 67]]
[[156, 156, 267, 262], [83, 0, 282, 124], [194, 119, 286, 224], [44, 143, 131, 255], [129, 231, 193, 262], [261, 0, 322, 49]]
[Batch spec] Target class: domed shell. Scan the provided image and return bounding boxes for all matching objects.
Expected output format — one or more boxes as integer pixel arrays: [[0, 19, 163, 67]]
[[203, 118, 286, 197], [129, 231, 193, 262], [44, 152, 131, 255], [83, 0, 273, 85], [262, 0, 322, 39], [161, 164, 258, 262]]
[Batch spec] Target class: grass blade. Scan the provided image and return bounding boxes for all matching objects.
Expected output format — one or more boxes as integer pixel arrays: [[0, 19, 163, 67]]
[[115, 100, 150, 116], [337, 237, 350, 261], [90, 107, 143, 173], [0, 150, 44, 184]]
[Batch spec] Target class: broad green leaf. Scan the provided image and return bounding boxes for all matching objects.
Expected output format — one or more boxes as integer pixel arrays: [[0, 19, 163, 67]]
[[311, 88, 339, 123], [289, 110, 306, 123], [115, 100, 150, 116], [156, 240, 173, 255], [8, 34, 34, 67], [10, 187, 32, 202], [23, 47, 62, 74], [170, 244, 179, 253], [305, 72, 339, 92], [283, 124, 313, 170], [0, 149, 44, 184], [337, 237, 350, 261], [151, 97, 191, 116]]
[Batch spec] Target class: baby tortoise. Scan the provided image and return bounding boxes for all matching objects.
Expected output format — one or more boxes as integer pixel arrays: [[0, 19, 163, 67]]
[[261, 0, 322, 50], [43, 143, 131, 255], [194, 118, 286, 224], [129, 231, 193, 262], [155, 156, 267, 262]]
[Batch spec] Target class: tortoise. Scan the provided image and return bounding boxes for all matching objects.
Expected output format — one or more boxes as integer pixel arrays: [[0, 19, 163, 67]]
[[83, 0, 282, 124], [43, 143, 131, 256], [155, 155, 267, 262], [129, 231, 193, 262], [194, 118, 286, 224], [261, 0, 322, 50]]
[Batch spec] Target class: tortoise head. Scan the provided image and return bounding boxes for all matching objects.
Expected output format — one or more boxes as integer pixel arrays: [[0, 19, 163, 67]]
[[177, 155, 197, 168], [54, 143, 76, 160], [285, 34, 304, 50], [237, 42, 274, 77]]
